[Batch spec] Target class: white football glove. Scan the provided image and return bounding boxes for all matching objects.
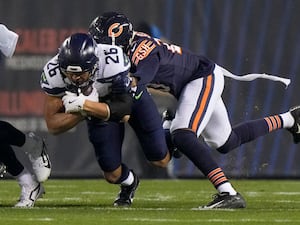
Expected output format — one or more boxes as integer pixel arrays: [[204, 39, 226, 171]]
[[62, 92, 85, 113], [62, 87, 99, 114]]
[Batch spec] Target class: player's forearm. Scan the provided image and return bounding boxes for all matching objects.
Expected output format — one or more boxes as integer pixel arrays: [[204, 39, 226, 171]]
[[83, 100, 110, 120], [46, 113, 84, 135], [83, 93, 133, 122]]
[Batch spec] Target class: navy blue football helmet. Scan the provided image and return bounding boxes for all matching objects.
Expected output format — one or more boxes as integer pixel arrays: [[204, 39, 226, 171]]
[[88, 12, 133, 51], [58, 33, 98, 74]]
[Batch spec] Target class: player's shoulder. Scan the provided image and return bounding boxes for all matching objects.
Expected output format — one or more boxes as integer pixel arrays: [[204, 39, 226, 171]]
[[41, 54, 68, 95], [95, 43, 130, 79], [96, 43, 122, 50], [131, 32, 158, 49], [129, 32, 158, 65], [96, 43, 125, 58], [42, 55, 65, 83], [42, 55, 59, 76]]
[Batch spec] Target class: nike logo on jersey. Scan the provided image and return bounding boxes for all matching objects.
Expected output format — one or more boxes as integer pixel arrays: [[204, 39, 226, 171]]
[[134, 91, 143, 100], [68, 100, 76, 104]]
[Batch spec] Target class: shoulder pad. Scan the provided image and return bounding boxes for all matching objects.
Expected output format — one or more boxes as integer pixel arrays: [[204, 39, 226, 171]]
[[129, 38, 156, 65], [40, 55, 69, 96], [95, 44, 130, 79]]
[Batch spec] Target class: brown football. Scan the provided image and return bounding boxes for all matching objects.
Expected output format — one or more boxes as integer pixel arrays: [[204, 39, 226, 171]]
[[80, 85, 93, 96]]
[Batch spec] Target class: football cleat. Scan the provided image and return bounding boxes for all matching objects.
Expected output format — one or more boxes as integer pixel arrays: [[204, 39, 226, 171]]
[[288, 106, 300, 144], [113, 171, 140, 207], [14, 182, 45, 208], [200, 192, 246, 209], [0, 162, 6, 177], [26, 132, 51, 182]]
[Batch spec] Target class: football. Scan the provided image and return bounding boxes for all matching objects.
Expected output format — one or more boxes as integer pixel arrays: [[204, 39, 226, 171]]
[[80, 84, 93, 96]]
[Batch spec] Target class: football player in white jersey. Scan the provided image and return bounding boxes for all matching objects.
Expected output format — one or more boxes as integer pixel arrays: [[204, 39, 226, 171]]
[[0, 24, 51, 208], [41, 33, 165, 207]]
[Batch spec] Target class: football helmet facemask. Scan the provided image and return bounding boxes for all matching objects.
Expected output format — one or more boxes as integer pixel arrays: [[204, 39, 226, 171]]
[[58, 33, 98, 89]]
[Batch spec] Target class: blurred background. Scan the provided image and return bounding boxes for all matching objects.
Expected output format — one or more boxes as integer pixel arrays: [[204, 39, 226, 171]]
[[0, 0, 299, 179]]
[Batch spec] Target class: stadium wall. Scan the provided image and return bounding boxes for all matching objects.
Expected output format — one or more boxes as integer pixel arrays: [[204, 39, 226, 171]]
[[0, 0, 299, 178]]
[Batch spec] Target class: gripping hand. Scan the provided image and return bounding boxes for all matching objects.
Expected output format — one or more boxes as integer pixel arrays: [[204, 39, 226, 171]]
[[106, 93, 133, 121], [62, 92, 85, 113], [62, 88, 99, 114], [111, 75, 132, 94]]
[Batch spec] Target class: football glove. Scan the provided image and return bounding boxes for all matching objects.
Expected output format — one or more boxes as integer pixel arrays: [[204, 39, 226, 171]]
[[62, 87, 99, 114], [106, 93, 133, 122], [111, 75, 132, 94]]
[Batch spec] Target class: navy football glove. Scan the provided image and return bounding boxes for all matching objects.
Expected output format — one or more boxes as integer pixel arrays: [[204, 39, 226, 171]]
[[111, 75, 132, 94], [106, 93, 133, 122]]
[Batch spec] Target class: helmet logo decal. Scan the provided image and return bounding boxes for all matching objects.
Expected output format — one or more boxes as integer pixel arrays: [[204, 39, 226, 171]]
[[66, 65, 83, 72], [108, 23, 123, 37]]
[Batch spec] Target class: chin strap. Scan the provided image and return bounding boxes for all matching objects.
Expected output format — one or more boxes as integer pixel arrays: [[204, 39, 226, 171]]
[[220, 66, 291, 88]]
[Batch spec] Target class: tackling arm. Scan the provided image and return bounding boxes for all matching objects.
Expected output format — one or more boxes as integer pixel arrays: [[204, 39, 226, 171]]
[[61, 88, 129, 122], [83, 93, 132, 122], [82, 100, 110, 120]]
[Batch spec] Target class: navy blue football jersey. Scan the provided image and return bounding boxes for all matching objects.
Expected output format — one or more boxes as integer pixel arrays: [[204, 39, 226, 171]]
[[128, 32, 215, 98]]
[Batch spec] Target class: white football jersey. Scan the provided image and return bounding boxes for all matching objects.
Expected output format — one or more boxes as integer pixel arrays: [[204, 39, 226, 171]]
[[40, 44, 130, 97]]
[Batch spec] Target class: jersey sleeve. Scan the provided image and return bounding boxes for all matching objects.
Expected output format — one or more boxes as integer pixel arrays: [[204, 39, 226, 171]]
[[129, 39, 160, 85], [94, 44, 131, 97], [95, 44, 131, 81], [40, 55, 68, 97]]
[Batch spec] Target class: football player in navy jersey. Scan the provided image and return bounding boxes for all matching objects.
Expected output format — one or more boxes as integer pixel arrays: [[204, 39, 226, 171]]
[[40, 32, 174, 207], [88, 12, 300, 209], [0, 24, 51, 207]]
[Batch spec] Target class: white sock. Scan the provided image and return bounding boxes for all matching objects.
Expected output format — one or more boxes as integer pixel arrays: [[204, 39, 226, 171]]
[[280, 112, 294, 128], [217, 182, 237, 195], [121, 171, 134, 186]]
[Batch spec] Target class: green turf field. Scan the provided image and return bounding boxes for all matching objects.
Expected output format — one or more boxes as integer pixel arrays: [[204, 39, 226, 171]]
[[0, 179, 299, 225]]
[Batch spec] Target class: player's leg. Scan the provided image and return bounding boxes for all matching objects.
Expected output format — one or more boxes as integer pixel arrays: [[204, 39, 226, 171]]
[[214, 106, 300, 154], [0, 120, 26, 146], [22, 132, 51, 182], [0, 144, 24, 177], [161, 109, 182, 158], [129, 87, 171, 168], [0, 144, 44, 207], [171, 69, 246, 209], [87, 119, 139, 207], [0, 121, 51, 182]]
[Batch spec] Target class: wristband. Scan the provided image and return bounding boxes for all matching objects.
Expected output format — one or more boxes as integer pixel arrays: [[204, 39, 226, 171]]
[[104, 103, 110, 121]]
